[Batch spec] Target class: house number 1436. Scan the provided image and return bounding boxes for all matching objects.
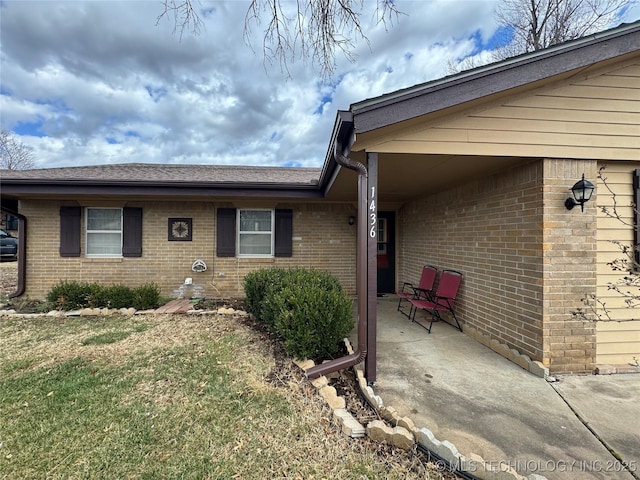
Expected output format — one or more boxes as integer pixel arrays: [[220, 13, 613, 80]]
[[369, 186, 376, 238]]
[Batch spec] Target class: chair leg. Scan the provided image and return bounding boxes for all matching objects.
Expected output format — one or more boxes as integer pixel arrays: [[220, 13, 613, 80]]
[[411, 307, 433, 334], [450, 310, 462, 332], [398, 297, 414, 319], [427, 309, 443, 334]]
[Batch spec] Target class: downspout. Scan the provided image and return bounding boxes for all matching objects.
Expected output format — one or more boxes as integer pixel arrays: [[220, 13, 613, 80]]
[[305, 144, 368, 379], [8, 211, 26, 298]]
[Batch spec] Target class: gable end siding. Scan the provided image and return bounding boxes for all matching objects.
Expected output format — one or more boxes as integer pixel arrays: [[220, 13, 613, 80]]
[[360, 60, 640, 161], [596, 162, 640, 366]]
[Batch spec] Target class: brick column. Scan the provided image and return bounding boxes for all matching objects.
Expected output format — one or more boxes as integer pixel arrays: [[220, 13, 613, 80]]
[[542, 159, 598, 374]]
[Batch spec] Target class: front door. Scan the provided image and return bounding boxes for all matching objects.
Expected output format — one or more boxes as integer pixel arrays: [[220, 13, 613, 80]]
[[376, 211, 395, 294]]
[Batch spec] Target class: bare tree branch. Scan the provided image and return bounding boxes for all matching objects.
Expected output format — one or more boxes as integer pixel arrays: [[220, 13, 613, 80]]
[[494, 0, 633, 60], [157, 0, 205, 39], [571, 165, 640, 322], [0, 130, 35, 170], [160, 0, 400, 79]]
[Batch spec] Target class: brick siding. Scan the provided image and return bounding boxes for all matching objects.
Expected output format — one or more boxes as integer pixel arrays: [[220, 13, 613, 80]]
[[19, 200, 357, 301], [398, 159, 597, 374]]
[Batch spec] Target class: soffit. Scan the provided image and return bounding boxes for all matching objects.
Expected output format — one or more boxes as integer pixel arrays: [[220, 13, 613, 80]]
[[323, 153, 532, 203]]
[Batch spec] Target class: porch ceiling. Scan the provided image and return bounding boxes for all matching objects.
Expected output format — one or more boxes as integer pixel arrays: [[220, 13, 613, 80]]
[[324, 153, 532, 204]]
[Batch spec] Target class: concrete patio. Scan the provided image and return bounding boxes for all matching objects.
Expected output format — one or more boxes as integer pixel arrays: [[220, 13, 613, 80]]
[[363, 295, 639, 480]]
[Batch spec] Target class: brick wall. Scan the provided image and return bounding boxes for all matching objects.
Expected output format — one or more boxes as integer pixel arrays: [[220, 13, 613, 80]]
[[398, 158, 598, 374], [541, 159, 598, 374], [19, 199, 357, 300]]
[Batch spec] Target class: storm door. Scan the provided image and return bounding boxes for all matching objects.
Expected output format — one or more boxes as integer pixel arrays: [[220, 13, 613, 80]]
[[376, 211, 395, 294]]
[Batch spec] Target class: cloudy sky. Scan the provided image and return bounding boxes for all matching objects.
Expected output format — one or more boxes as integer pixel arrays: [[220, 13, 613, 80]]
[[1, 1, 638, 170]]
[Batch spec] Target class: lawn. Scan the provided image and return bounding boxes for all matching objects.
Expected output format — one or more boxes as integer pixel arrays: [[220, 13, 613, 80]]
[[0, 311, 444, 479]]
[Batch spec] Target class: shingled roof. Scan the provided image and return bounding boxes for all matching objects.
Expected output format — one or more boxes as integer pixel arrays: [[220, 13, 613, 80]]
[[0, 163, 321, 185], [0, 163, 326, 201]]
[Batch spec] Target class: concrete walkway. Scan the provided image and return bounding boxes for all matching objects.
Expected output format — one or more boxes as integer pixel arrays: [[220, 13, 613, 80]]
[[369, 296, 639, 480]]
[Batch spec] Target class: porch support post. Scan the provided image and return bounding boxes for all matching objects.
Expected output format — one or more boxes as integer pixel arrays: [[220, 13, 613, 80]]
[[365, 152, 378, 384]]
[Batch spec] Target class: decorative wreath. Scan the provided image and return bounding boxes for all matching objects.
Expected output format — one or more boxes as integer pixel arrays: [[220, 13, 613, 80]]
[[168, 218, 192, 241]]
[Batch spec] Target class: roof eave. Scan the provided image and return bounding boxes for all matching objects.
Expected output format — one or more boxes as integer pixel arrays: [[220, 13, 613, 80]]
[[0, 181, 324, 199], [350, 21, 640, 133], [318, 110, 355, 195]]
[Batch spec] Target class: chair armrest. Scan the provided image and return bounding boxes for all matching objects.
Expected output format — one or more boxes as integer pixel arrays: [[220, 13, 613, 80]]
[[400, 282, 414, 293], [413, 287, 433, 300]]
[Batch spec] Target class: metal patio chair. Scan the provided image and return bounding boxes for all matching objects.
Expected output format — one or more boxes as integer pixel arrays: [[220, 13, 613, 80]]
[[396, 265, 437, 318], [409, 269, 463, 333]]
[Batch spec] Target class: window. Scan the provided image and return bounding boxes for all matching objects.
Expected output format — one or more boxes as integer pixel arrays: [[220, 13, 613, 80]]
[[238, 209, 274, 257], [216, 208, 292, 258], [377, 217, 387, 254], [60, 206, 142, 258], [85, 208, 123, 257], [6, 215, 18, 231]]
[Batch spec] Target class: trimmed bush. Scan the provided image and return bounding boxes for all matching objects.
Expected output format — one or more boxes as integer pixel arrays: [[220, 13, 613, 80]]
[[46, 281, 161, 311], [46, 280, 92, 311], [103, 284, 136, 309], [132, 283, 161, 310], [273, 283, 353, 360], [243, 267, 354, 360], [243, 267, 286, 325]]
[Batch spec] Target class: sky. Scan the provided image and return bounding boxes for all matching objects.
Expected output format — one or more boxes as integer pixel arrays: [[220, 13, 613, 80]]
[[1, 1, 639, 170]]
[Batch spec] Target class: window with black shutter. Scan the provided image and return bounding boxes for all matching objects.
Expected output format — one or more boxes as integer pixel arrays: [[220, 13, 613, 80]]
[[216, 207, 292, 258], [59, 206, 143, 258], [59, 206, 81, 257], [274, 209, 293, 257], [123, 207, 143, 257], [217, 208, 236, 257]]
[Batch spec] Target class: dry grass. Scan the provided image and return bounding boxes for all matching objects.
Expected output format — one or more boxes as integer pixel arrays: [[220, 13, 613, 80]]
[[0, 311, 451, 479]]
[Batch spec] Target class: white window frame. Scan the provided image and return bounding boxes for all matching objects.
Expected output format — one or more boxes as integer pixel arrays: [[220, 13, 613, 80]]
[[85, 207, 123, 258], [237, 209, 274, 258]]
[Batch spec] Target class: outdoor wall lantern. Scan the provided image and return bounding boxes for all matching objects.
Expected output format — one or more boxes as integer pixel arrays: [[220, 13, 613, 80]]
[[565, 174, 595, 212], [348, 215, 356, 225]]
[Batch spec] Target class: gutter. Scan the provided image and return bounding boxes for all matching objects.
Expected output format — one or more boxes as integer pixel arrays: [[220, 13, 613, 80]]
[[305, 143, 368, 380], [1, 207, 27, 298]]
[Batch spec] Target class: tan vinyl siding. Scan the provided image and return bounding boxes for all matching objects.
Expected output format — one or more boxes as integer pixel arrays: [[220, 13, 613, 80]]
[[595, 162, 640, 366], [362, 59, 640, 161]]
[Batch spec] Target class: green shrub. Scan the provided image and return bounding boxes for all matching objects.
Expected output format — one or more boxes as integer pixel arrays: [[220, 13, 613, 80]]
[[272, 281, 354, 360], [132, 283, 161, 310], [85, 282, 109, 308], [104, 284, 136, 309], [243, 268, 354, 360], [46, 280, 91, 311], [45, 281, 161, 311], [243, 267, 286, 329]]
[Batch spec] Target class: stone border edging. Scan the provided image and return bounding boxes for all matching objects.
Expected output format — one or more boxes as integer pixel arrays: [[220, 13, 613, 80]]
[[464, 326, 550, 380], [296, 339, 548, 480], [0, 306, 248, 318]]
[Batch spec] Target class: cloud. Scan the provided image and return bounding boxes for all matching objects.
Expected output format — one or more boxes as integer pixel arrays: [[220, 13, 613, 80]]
[[1, 0, 637, 169]]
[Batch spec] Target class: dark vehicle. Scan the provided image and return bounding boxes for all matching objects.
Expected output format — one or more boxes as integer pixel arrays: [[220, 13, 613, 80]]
[[0, 229, 18, 261]]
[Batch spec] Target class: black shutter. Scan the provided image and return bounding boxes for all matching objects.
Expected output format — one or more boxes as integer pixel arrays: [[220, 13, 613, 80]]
[[122, 207, 143, 257], [217, 208, 236, 257], [634, 170, 639, 271], [274, 209, 293, 257], [59, 206, 81, 257]]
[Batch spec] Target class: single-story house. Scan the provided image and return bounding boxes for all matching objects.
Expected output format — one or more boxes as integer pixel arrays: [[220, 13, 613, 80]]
[[2, 21, 639, 380]]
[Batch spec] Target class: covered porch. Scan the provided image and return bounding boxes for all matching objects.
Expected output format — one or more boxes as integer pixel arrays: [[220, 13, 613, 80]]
[[365, 295, 639, 480]]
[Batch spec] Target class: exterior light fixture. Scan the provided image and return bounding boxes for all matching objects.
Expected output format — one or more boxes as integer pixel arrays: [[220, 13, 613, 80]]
[[348, 216, 356, 225], [565, 174, 595, 212]]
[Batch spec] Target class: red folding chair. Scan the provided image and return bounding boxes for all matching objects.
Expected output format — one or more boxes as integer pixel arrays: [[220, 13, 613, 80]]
[[409, 269, 463, 333], [396, 265, 437, 318]]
